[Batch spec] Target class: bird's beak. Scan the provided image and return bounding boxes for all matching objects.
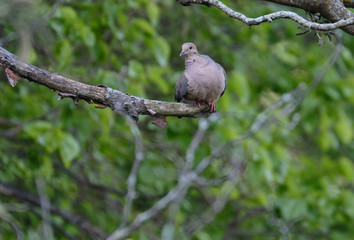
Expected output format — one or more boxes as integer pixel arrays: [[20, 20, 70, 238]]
[[179, 51, 185, 57]]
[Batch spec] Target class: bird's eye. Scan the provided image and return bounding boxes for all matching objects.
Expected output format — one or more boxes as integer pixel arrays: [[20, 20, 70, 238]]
[[189, 46, 192, 49]]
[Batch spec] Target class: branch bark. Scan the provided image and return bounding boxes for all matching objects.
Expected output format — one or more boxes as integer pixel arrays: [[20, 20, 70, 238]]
[[343, 0, 354, 8], [0, 47, 211, 121], [176, 0, 354, 35], [264, 0, 354, 34]]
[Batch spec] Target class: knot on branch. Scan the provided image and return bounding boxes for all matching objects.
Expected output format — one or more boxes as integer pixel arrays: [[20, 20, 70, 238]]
[[105, 88, 145, 121]]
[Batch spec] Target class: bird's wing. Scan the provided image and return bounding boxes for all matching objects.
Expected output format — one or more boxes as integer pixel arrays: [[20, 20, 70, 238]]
[[219, 65, 227, 98], [175, 71, 189, 102]]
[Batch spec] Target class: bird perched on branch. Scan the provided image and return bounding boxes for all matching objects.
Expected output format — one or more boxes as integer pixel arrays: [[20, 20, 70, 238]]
[[175, 42, 227, 112]]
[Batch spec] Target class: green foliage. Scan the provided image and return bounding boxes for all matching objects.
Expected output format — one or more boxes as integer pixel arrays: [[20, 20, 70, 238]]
[[1, 0, 354, 239]]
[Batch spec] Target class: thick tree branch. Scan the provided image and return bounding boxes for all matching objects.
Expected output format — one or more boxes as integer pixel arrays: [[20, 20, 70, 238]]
[[176, 0, 354, 35], [0, 47, 211, 121], [343, 0, 354, 8], [266, 0, 354, 9], [264, 0, 354, 34]]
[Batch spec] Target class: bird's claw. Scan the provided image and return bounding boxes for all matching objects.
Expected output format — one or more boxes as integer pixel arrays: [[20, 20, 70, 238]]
[[209, 102, 216, 112], [194, 102, 202, 108]]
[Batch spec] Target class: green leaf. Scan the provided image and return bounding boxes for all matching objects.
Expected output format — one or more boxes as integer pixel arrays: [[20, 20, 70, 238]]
[[60, 133, 80, 168], [153, 36, 170, 67], [195, 231, 212, 240], [40, 155, 53, 179], [276, 198, 308, 220], [339, 157, 354, 182], [56, 39, 73, 69], [128, 60, 145, 79], [134, 18, 155, 36], [24, 121, 53, 139], [91, 40, 108, 63], [230, 71, 249, 104], [343, 192, 354, 218], [147, 66, 169, 94], [341, 47, 354, 68], [272, 41, 298, 66], [81, 26, 96, 47], [49, 19, 65, 37], [58, 6, 77, 20], [335, 111, 353, 144], [324, 86, 341, 100], [147, 3, 159, 26]]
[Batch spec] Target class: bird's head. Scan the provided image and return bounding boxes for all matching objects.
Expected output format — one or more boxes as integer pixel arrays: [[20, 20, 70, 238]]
[[180, 42, 198, 57]]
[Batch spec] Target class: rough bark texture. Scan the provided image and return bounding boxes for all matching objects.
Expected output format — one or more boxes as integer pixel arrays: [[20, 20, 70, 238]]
[[264, 0, 354, 34], [176, 0, 354, 35], [0, 47, 211, 121]]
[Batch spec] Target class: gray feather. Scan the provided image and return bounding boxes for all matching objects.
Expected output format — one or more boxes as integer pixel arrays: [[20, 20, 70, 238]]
[[175, 72, 189, 102]]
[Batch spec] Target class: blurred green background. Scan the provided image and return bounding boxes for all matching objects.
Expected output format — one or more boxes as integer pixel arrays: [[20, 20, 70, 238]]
[[1, 0, 354, 239]]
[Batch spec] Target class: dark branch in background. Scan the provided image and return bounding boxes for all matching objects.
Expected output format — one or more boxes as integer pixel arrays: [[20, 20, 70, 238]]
[[0, 181, 107, 239], [176, 0, 354, 35], [54, 162, 126, 197], [0, 47, 211, 123], [0, 204, 23, 240]]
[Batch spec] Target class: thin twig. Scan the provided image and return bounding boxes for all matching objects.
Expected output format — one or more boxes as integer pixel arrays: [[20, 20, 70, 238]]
[[183, 118, 210, 174], [184, 159, 246, 235], [0, 181, 107, 239], [0, 203, 23, 240], [36, 178, 54, 240], [120, 116, 144, 228]]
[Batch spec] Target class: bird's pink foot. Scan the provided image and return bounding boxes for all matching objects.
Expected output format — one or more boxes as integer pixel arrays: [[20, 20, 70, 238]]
[[209, 102, 216, 112], [194, 102, 202, 108]]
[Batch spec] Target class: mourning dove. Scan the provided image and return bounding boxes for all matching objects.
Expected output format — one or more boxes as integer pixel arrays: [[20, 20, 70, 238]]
[[175, 42, 227, 112]]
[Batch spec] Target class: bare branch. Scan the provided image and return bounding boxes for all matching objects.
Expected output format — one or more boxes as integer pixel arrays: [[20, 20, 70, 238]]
[[176, 0, 354, 35], [106, 171, 198, 240], [0, 47, 212, 121], [184, 159, 246, 236], [183, 118, 210, 173], [0, 203, 23, 240], [264, 0, 354, 34], [36, 178, 54, 240], [0, 181, 107, 239], [120, 117, 144, 228]]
